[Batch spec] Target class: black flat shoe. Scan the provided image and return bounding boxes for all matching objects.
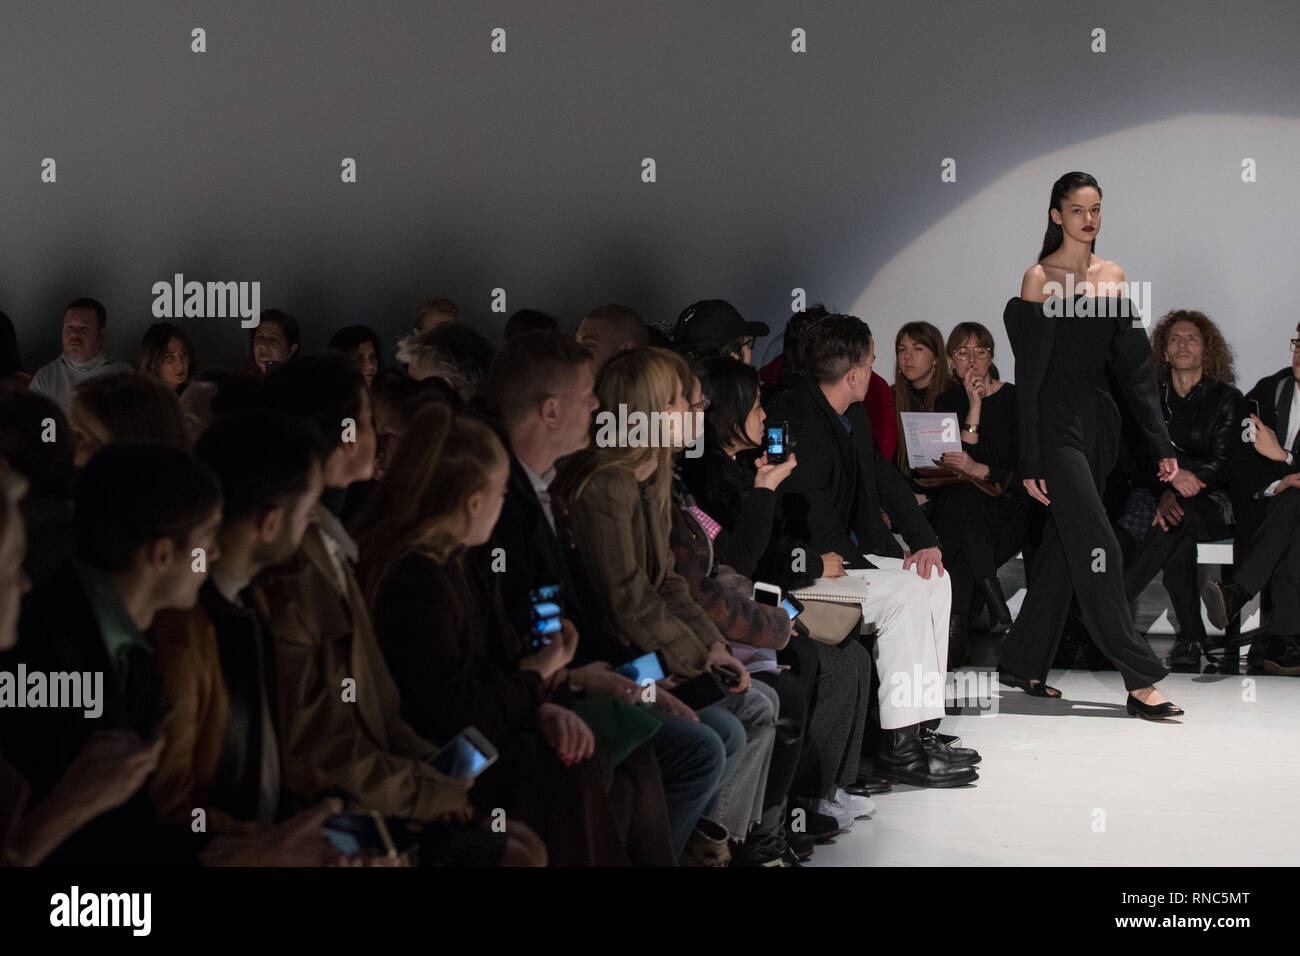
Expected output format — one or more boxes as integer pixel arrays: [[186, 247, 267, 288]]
[[1126, 694, 1185, 720], [999, 671, 1062, 698]]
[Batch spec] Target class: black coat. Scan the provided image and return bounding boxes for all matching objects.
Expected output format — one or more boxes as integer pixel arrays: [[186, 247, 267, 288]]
[[680, 450, 821, 589], [486, 454, 632, 668], [764, 378, 939, 567], [1230, 367, 1300, 543]]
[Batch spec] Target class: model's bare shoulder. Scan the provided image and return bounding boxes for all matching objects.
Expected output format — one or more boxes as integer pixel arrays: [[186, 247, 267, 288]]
[[1095, 258, 1126, 286], [1020, 263, 1049, 301]]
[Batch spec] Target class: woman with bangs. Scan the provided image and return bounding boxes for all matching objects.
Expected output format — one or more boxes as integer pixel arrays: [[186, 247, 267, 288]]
[[930, 321, 1031, 665]]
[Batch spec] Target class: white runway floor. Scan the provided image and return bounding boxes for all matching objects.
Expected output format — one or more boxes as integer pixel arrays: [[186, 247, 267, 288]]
[[806, 668, 1300, 866]]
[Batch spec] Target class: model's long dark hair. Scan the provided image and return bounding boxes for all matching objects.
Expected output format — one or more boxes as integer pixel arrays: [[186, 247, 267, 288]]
[[1038, 171, 1101, 262]]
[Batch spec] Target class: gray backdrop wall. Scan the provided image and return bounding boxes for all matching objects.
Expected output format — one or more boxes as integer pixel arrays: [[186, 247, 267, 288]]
[[2, 0, 1299, 387]]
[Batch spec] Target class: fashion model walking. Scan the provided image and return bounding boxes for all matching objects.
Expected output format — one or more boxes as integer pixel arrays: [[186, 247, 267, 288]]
[[997, 171, 1185, 720]]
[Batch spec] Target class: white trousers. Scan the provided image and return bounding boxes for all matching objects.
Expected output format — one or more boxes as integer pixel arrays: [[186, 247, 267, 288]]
[[854, 555, 952, 730]]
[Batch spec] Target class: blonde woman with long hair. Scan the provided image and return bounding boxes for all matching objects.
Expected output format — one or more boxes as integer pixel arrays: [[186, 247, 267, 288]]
[[554, 347, 779, 862]]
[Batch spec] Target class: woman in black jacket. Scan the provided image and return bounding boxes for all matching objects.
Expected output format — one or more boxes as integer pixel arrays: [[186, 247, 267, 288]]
[[683, 357, 880, 812], [930, 322, 1032, 666]]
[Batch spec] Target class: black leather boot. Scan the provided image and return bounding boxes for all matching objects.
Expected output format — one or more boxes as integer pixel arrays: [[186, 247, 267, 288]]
[[920, 725, 981, 765], [977, 577, 1013, 634], [947, 613, 969, 670], [874, 724, 979, 788]]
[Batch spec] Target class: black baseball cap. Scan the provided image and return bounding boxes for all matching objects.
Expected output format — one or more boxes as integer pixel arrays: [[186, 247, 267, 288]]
[[672, 300, 770, 357]]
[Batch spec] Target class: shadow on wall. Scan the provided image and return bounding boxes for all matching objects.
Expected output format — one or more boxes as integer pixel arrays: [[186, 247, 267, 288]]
[[846, 113, 1299, 390]]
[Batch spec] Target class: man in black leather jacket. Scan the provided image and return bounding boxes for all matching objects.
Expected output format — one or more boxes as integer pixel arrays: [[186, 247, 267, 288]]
[[1122, 311, 1241, 671], [1203, 321, 1300, 674]]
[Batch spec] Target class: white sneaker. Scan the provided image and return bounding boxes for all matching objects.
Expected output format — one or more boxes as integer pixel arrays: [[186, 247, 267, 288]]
[[815, 798, 855, 830], [833, 788, 876, 818]]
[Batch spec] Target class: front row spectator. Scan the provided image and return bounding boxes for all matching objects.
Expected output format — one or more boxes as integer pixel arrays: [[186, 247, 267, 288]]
[[354, 403, 674, 865], [395, 322, 494, 402], [553, 347, 779, 863], [1, 445, 222, 865], [138, 322, 198, 394], [1205, 319, 1300, 673], [328, 324, 383, 388], [1120, 310, 1239, 671], [258, 355, 544, 865], [244, 309, 300, 376], [29, 297, 131, 412], [577, 304, 648, 374], [68, 372, 191, 468], [671, 299, 768, 365], [483, 331, 730, 863], [765, 315, 981, 786]]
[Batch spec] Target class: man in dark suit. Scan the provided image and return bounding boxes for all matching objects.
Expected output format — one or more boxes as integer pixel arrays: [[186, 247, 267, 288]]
[[482, 331, 732, 861], [2, 444, 223, 865], [1204, 322, 1300, 673], [765, 315, 979, 788]]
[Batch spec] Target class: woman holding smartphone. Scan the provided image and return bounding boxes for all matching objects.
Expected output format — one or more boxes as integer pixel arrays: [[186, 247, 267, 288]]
[[354, 403, 674, 865], [553, 347, 780, 862], [997, 171, 1183, 719]]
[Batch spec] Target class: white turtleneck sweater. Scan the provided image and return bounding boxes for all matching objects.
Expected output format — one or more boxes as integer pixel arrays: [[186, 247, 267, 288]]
[[29, 350, 133, 412]]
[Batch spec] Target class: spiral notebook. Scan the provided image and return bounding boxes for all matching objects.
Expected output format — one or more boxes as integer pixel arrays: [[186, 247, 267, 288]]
[[789, 574, 872, 607]]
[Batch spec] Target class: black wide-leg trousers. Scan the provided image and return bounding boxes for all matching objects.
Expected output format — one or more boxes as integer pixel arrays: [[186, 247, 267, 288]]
[[998, 393, 1169, 691]]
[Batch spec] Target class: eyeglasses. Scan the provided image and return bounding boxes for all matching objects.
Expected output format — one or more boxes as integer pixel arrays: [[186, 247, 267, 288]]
[[950, 347, 991, 360], [740, 336, 757, 352], [1291, 337, 1300, 351]]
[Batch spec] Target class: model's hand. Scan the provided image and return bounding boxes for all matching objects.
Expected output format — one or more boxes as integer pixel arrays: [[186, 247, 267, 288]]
[[1024, 478, 1050, 505], [1156, 458, 1180, 483], [1170, 470, 1205, 498], [903, 546, 945, 580]]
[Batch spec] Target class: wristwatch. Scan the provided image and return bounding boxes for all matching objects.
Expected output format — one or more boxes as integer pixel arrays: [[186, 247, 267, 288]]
[[963, 423, 979, 434]]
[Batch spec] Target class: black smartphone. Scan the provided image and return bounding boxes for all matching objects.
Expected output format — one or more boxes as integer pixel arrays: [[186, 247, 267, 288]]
[[764, 422, 790, 464], [527, 584, 563, 652], [322, 810, 397, 859], [781, 594, 804, 621], [711, 663, 743, 688]]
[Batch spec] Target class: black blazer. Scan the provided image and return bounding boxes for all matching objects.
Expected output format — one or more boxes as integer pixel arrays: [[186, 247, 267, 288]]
[[485, 454, 631, 668], [765, 378, 939, 567], [1230, 367, 1300, 534], [1003, 296, 1175, 479]]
